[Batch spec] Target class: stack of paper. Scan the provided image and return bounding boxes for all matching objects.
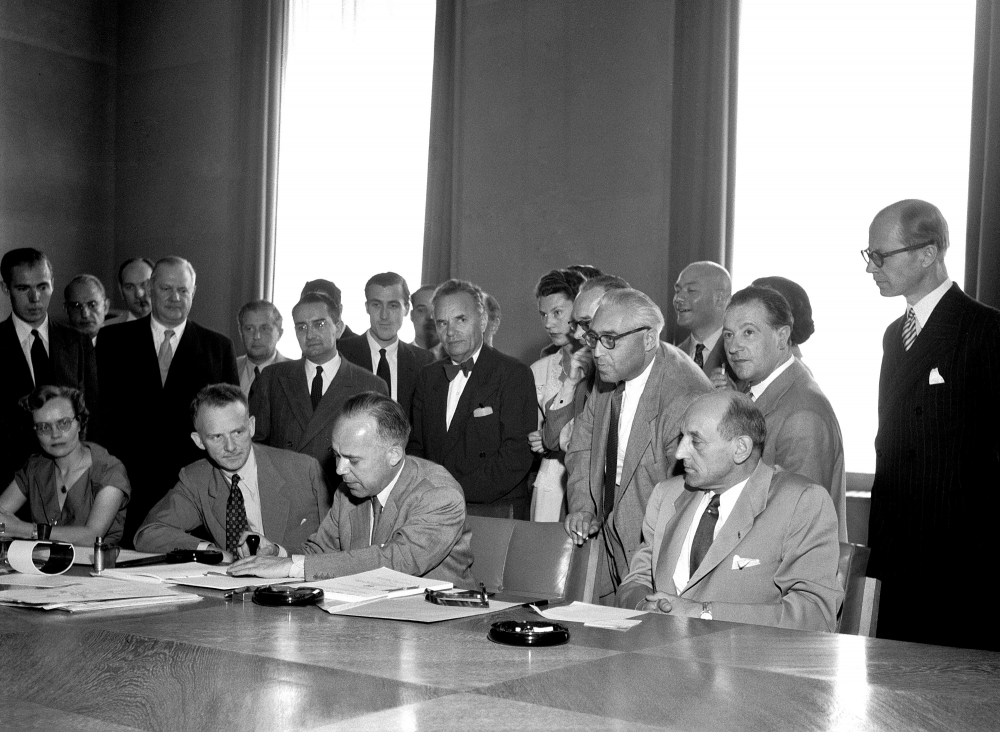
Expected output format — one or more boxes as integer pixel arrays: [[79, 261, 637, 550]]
[[533, 601, 646, 631], [0, 575, 202, 613], [287, 566, 453, 614], [99, 562, 220, 584]]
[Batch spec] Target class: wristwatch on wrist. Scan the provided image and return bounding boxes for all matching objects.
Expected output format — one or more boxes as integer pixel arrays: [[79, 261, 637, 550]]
[[700, 602, 713, 620]]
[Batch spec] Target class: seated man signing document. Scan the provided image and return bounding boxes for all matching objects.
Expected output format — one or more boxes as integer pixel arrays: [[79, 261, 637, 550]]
[[134, 384, 328, 559], [616, 391, 842, 632], [229, 392, 475, 588]]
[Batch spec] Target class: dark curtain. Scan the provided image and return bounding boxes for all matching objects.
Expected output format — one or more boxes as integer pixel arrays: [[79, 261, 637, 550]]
[[422, 0, 740, 308], [236, 0, 288, 307], [966, 0, 1000, 309]]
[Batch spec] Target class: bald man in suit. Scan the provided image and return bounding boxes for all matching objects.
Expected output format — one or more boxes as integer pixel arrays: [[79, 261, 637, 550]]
[[673, 261, 737, 385]]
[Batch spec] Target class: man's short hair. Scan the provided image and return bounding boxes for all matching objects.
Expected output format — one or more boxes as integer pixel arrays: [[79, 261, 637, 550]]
[[878, 199, 950, 252], [534, 268, 586, 300], [237, 299, 282, 329], [566, 264, 603, 280], [295, 291, 341, 321], [485, 293, 501, 321], [365, 272, 411, 304], [339, 391, 411, 447], [117, 257, 155, 286], [19, 384, 90, 438], [190, 383, 248, 427], [302, 279, 343, 315], [752, 276, 814, 345], [1, 248, 52, 285], [411, 283, 437, 303], [729, 285, 794, 331], [152, 256, 197, 284], [596, 287, 665, 336], [64, 274, 107, 302], [716, 392, 767, 453], [432, 279, 485, 316], [578, 274, 630, 297]]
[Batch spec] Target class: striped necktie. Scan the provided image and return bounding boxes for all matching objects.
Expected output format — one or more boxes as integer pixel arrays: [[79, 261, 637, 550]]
[[901, 307, 918, 351]]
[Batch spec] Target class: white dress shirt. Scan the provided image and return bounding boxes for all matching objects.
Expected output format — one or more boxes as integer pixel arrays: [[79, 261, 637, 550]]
[[446, 345, 482, 430], [690, 327, 723, 360], [12, 312, 49, 385], [305, 354, 341, 396], [748, 354, 795, 402], [366, 331, 399, 401], [151, 316, 187, 355], [672, 477, 749, 592], [911, 277, 953, 330], [239, 351, 283, 396], [615, 357, 655, 484]]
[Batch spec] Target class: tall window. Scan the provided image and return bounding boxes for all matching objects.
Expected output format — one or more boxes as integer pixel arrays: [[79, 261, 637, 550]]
[[273, 0, 436, 354], [733, 0, 976, 472]]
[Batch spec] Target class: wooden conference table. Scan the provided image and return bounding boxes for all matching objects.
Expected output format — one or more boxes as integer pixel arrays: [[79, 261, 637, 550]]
[[1, 587, 998, 732]]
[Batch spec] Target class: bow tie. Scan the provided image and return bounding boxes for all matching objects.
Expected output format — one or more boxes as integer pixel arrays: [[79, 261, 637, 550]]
[[444, 358, 474, 381]]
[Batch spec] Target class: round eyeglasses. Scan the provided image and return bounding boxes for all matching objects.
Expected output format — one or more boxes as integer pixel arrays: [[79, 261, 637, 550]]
[[581, 326, 650, 350], [34, 417, 77, 436]]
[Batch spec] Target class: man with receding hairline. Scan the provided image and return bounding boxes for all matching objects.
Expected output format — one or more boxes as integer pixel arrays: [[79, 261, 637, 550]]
[[863, 199, 1000, 650], [117, 258, 153, 322], [673, 261, 736, 383], [236, 300, 288, 397], [64, 274, 112, 345]]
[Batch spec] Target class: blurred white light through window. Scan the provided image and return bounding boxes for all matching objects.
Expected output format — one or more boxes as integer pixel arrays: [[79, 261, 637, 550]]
[[733, 0, 976, 472], [273, 0, 435, 355]]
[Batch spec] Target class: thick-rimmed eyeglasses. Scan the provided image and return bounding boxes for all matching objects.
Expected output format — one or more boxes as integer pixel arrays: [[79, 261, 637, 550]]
[[582, 326, 650, 350], [34, 417, 77, 436], [860, 243, 927, 268], [568, 318, 591, 333]]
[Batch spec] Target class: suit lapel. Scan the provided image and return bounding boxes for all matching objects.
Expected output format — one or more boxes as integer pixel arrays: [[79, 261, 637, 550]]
[[618, 351, 664, 495], [683, 463, 773, 593], [753, 358, 801, 418], [300, 364, 354, 447], [0, 317, 33, 393], [255, 447, 289, 536], [350, 495, 372, 550], [164, 321, 202, 391], [374, 459, 414, 546], [278, 361, 314, 438], [208, 467, 230, 534], [654, 487, 701, 594]]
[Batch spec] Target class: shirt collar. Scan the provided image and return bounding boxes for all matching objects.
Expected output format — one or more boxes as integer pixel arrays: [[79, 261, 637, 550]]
[[151, 315, 187, 342], [450, 343, 483, 366], [696, 326, 723, 354], [220, 443, 257, 482], [366, 330, 399, 355], [910, 278, 952, 328], [305, 353, 341, 380], [749, 354, 795, 400], [376, 459, 406, 507], [624, 354, 656, 398], [716, 475, 750, 529], [12, 312, 48, 343]]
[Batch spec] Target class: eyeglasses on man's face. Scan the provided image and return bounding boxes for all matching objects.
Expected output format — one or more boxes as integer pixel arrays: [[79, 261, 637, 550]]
[[33, 416, 78, 436], [581, 326, 650, 350], [860, 243, 928, 268]]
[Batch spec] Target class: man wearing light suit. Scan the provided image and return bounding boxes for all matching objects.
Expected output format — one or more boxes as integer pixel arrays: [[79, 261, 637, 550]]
[[235, 300, 289, 397], [616, 391, 842, 632], [673, 261, 737, 384], [249, 292, 388, 496], [135, 385, 328, 557], [562, 288, 713, 603], [230, 392, 475, 588], [98, 257, 239, 546], [722, 285, 847, 542], [1, 248, 99, 488], [864, 200, 1000, 651], [407, 279, 537, 519], [339, 272, 434, 418]]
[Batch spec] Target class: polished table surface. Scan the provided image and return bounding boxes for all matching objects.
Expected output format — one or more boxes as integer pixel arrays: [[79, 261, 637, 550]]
[[1, 588, 999, 732]]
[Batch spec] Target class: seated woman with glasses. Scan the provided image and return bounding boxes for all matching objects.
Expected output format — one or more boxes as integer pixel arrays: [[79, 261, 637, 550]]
[[0, 385, 130, 546]]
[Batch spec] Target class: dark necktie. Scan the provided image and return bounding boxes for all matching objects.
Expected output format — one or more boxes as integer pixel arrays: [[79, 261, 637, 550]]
[[376, 348, 391, 391], [603, 382, 625, 520], [30, 329, 50, 387], [444, 358, 474, 381], [901, 306, 918, 351], [371, 496, 383, 545], [689, 493, 721, 576], [311, 365, 324, 410], [694, 343, 705, 369], [226, 474, 250, 555], [253, 365, 261, 380]]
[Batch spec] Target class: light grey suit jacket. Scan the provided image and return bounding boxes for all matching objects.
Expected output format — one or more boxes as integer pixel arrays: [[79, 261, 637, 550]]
[[134, 444, 330, 553], [563, 342, 712, 592], [616, 462, 842, 632], [237, 351, 289, 397], [249, 357, 388, 493], [299, 456, 475, 588], [754, 357, 847, 542]]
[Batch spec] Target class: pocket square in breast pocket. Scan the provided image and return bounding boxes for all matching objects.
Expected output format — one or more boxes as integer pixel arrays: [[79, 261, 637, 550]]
[[473, 406, 494, 417], [732, 555, 760, 570], [928, 367, 944, 385]]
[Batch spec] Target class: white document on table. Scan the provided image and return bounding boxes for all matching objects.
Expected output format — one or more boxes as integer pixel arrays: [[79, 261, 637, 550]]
[[289, 566, 452, 603], [325, 592, 519, 622], [535, 601, 646, 630], [0, 576, 190, 607], [170, 575, 298, 591], [99, 562, 223, 584]]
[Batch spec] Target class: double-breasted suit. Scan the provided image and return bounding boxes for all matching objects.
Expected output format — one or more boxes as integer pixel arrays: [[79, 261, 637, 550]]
[[0, 317, 99, 486], [563, 342, 712, 597], [616, 462, 842, 632], [133, 444, 329, 553], [870, 284, 1000, 650], [249, 357, 388, 495], [338, 333, 434, 418], [407, 345, 537, 518], [97, 315, 239, 544]]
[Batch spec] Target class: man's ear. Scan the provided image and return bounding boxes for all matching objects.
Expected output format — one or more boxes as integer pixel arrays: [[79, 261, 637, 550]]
[[732, 435, 754, 465], [387, 444, 404, 467], [643, 327, 658, 352], [191, 431, 206, 451], [248, 415, 256, 440], [776, 324, 792, 351]]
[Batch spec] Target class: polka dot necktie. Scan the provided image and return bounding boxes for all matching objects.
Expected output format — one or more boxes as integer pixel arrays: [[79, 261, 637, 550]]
[[226, 473, 249, 554]]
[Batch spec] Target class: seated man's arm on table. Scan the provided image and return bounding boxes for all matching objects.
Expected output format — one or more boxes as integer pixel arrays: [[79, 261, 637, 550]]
[[133, 469, 213, 553]]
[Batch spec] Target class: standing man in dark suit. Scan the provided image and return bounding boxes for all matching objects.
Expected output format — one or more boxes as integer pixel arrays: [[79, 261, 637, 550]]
[[673, 261, 737, 384], [302, 279, 356, 341], [98, 256, 239, 546], [1, 248, 99, 488], [408, 279, 537, 519], [339, 272, 434, 419], [249, 292, 387, 495], [562, 288, 713, 602], [864, 199, 1000, 651]]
